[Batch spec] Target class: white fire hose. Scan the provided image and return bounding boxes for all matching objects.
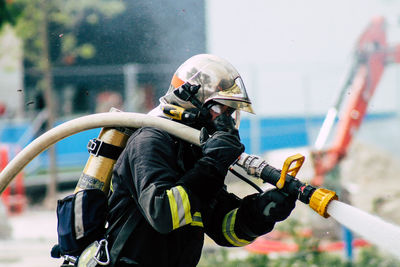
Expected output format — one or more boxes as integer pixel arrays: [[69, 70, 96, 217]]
[[0, 112, 200, 193]]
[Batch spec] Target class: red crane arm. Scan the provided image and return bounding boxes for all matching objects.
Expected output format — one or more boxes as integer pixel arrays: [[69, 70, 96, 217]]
[[312, 16, 400, 186]]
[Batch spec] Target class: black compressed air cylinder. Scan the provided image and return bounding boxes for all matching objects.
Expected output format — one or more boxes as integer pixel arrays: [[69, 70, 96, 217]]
[[260, 165, 316, 204]]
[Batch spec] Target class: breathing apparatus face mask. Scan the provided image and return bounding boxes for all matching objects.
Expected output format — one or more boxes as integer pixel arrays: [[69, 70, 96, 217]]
[[209, 103, 241, 134], [161, 82, 241, 134]]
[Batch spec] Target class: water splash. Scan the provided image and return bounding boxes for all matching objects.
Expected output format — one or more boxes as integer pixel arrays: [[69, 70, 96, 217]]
[[327, 200, 400, 259]]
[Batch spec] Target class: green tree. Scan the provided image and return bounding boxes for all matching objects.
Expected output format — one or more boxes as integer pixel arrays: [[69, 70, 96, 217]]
[[5, 0, 125, 207], [0, 0, 21, 29]]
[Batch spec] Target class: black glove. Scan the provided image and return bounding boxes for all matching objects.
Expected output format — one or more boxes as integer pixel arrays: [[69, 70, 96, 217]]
[[236, 189, 296, 238], [177, 128, 243, 202], [212, 112, 238, 134], [257, 189, 296, 222], [199, 127, 245, 176]]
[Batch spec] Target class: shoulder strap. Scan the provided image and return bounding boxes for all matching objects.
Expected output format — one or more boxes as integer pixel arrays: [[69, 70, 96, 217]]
[[109, 208, 141, 266], [107, 189, 142, 266], [105, 205, 131, 237]]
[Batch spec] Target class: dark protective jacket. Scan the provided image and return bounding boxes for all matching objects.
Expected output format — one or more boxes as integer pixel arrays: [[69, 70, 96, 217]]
[[107, 126, 271, 266]]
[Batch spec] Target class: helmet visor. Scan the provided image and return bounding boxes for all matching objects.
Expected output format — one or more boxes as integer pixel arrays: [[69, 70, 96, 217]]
[[209, 77, 255, 114]]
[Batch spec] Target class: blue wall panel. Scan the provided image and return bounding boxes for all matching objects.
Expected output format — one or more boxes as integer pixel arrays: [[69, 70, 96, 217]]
[[0, 112, 394, 173]]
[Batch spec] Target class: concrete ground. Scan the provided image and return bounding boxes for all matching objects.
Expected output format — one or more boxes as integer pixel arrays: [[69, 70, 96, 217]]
[[0, 207, 62, 267]]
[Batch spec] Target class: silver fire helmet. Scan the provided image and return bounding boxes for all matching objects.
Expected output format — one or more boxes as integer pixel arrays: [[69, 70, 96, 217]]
[[160, 54, 254, 114]]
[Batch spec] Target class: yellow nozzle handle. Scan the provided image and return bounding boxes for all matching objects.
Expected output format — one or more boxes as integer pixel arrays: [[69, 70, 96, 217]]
[[276, 154, 305, 189]]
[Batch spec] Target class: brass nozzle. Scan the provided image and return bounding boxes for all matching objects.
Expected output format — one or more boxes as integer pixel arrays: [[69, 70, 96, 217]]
[[309, 188, 338, 218]]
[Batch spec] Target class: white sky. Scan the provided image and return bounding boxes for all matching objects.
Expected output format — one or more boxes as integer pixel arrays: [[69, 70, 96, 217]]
[[206, 0, 400, 116]]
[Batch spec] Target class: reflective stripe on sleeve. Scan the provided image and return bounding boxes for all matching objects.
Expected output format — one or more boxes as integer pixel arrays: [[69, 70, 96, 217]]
[[166, 188, 179, 229], [222, 208, 252, 247], [176, 186, 192, 225], [191, 211, 204, 227], [166, 185, 192, 230]]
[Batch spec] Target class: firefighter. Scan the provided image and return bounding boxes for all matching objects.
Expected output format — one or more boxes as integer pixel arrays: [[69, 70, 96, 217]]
[[107, 54, 297, 266]]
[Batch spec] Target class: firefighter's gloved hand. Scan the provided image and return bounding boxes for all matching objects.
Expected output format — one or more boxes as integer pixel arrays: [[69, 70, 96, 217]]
[[257, 189, 296, 222], [200, 127, 245, 176], [179, 128, 243, 202], [235, 190, 296, 238], [212, 112, 238, 135]]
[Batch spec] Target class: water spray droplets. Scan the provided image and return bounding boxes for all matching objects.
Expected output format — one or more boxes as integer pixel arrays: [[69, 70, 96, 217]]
[[327, 200, 400, 259]]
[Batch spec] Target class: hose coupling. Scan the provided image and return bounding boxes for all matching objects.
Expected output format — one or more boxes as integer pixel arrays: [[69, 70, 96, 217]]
[[236, 153, 268, 177], [309, 188, 338, 218]]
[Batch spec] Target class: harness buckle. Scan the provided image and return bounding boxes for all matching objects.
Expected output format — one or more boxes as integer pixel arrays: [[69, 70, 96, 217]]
[[87, 138, 103, 157]]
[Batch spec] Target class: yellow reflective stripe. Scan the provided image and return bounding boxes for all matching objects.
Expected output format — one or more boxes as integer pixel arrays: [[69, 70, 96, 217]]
[[166, 189, 180, 230], [222, 208, 252, 247], [176, 186, 192, 225], [171, 187, 185, 226], [191, 211, 203, 227], [167, 186, 193, 230]]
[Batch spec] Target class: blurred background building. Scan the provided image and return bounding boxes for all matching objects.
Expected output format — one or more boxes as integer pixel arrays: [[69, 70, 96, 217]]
[[23, 0, 206, 116]]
